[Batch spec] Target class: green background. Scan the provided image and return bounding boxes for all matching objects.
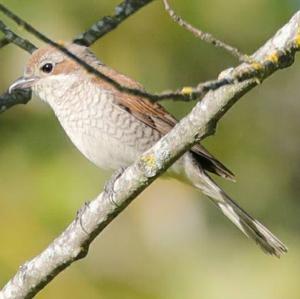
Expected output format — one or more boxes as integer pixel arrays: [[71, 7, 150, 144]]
[[1, 0, 300, 298]]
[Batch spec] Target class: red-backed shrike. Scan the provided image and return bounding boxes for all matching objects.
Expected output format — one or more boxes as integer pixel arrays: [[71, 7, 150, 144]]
[[9, 43, 287, 256]]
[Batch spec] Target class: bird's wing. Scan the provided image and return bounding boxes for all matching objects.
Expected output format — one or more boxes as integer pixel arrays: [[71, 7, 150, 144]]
[[92, 64, 235, 180]]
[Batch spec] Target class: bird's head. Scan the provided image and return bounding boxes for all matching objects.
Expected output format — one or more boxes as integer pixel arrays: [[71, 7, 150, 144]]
[[9, 43, 99, 102]]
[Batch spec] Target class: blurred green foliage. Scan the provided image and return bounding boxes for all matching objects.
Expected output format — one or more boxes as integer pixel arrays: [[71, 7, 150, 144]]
[[1, 0, 300, 298]]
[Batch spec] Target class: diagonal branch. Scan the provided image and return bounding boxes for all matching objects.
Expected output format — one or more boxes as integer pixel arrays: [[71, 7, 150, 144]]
[[0, 3, 295, 114], [1, 10, 299, 299], [0, 20, 36, 53], [0, 13, 52, 109], [0, 1, 153, 113], [73, 0, 154, 46], [0, 21, 36, 111]]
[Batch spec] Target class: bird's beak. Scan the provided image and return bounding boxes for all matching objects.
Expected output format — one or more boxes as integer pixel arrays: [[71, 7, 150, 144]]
[[8, 76, 38, 94]]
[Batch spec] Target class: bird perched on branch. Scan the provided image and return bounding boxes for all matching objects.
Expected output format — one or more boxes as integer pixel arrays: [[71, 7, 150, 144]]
[[9, 43, 287, 257]]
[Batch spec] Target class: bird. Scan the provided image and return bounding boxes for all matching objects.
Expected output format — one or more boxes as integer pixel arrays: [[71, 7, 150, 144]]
[[9, 43, 287, 257]]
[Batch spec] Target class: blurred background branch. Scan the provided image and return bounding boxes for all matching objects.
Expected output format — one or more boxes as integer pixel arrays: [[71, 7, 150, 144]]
[[0, 20, 36, 53], [0, 8, 299, 299], [73, 0, 154, 46], [162, 0, 251, 63], [2, 0, 292, 114], [0, 0, 154, 113], [0, 2, 245, 108]]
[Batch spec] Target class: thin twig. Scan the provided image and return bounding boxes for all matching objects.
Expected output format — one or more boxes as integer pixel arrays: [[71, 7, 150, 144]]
[[163, 0, 252, 63], [0, 21, 35, 111], [0, 20, 36, 53], [0, 10, 299, 299], [0, 4, 233, 102], [0, 3, 293, 111], [0, 1, 151, 111], [74, 0, 153, 46], [0, 4, 187, 102]]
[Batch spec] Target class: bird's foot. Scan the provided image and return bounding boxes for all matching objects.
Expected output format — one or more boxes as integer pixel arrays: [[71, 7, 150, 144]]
[[104, 166, 127, 209]]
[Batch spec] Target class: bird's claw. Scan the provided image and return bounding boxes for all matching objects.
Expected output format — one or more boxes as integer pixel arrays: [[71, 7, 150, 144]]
[[104, 166, 126, 208]]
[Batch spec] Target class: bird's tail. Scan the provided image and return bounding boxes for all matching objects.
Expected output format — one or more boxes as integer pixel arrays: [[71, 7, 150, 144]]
[[183, 154, 287, 257]]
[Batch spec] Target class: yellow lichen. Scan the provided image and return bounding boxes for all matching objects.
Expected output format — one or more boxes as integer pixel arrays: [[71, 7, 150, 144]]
[[266, 52, 279, 64], [251, 62, 263, 71], [294, 34, 300, 48], [141, 154, 157, 168], [181, 87, 193, 95]]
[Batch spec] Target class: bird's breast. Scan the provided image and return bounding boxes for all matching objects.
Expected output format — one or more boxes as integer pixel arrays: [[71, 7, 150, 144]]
[[45, 81, 161, 170]]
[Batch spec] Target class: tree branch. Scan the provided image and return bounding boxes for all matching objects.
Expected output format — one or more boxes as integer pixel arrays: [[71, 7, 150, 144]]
[[0, 20, 36, 111], [0, 20, 36, 53], [162, 0, 251, 63], [1, 10, 299, 299], [0, 20, 35, 110], [0, 1, 153, 113], [0, 2, 286, 115], [73, 0, 153, 46], [0, 89, 32, 113], [1, 2, 293, 115]]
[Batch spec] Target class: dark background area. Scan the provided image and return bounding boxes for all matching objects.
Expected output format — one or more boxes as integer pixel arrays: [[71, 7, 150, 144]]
[[0, 0, 300, 298]]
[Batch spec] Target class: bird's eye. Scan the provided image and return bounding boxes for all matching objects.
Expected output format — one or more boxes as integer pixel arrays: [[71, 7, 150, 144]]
[[40, 63, 54, 73]]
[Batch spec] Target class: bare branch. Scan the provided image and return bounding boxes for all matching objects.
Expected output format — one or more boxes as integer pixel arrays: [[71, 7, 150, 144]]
[[0, 3, 187, 103], [2, 1, 295, 115], [1, 10, 299, 299], [0, 3, 292, 115], [0, 20, 36, 53], [73, 0, 154, 46], [0, 1, 153, 113], [162, 0, 251, 63]]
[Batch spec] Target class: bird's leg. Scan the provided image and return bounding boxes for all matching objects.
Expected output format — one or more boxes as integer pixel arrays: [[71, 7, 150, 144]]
[[104, 166, 127, 209], [76, 167, 126, 234]]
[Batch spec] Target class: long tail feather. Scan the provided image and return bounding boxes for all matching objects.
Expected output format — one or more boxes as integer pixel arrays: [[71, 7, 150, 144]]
[[183, 154, 287, 257]]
